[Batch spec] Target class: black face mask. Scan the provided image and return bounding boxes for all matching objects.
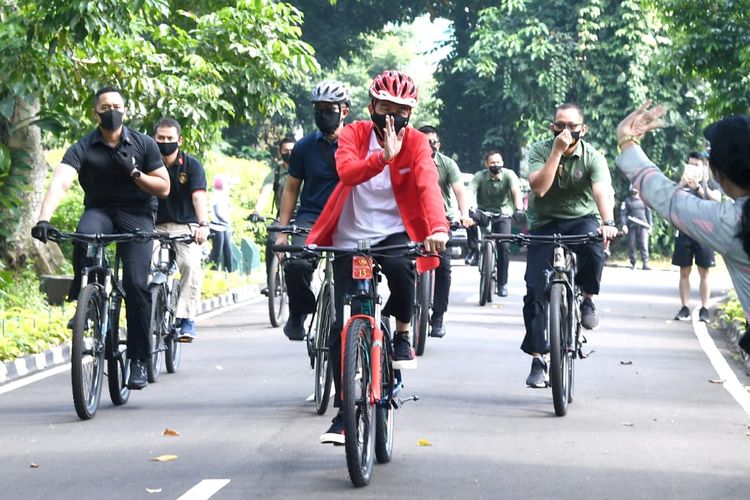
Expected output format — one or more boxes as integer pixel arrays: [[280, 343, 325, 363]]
[[281, 152, 291, 163], [315, 109, 342, 134], [157, 142, 179, 157], [370, 113, 409, 141], [97, 109, 124, 131], [553, 129, 581, 143], [488, 166, 501, 175]]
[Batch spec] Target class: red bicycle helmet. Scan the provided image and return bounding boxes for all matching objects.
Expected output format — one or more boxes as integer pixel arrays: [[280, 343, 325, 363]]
[[369, 70, 418, 107]]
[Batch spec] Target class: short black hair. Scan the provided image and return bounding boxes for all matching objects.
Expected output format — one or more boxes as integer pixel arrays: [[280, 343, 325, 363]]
[[154, 117, 182, 136], [484, 150, 503, 162], [94, 86, 124, 106], [278, 135, 296, 150], [418, 125, 439, 136], [688, 151, 703, 160], [554, 103, 584, 122]]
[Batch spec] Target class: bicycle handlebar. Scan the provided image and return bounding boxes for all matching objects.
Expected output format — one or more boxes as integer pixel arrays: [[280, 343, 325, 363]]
[[267, 223, 311, 235], [483, 232, 603, 246], [272, 241, 430, 258], [46, 229, 194, 246]]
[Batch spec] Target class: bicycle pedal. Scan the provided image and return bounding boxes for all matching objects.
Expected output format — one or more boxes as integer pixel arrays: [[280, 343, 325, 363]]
[[177, 337, 194, 344]]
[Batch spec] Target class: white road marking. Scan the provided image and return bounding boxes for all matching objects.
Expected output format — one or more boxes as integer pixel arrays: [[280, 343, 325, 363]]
[[177, 479, 231, 500], [0, 364, 70, 395], [691, 306, 750, 417]]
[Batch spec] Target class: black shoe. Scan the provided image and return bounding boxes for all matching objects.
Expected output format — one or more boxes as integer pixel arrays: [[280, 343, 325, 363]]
[[526, 357, 548, 388], [66, 317, 74, 330], [698, 307, 709, 323], [260, 286, 269, 296], [498, 285, 508, 297], [580, 298, 599, 329], [320, 413, 345, 445], [739, 329, 750, 355], [283, 314, 306, 341], [127, 359, 148, 390], [429, 314, 446, 338], [642, 263, 651, 270], [630, 262, 636, 270], [674, 305, 690, 321], [392, 332, 417, 369], [465, 251, 478, 267]]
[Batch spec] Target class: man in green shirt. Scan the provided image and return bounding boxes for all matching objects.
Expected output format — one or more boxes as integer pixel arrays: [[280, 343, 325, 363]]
[[523, 103, 618, 388], [418, 126, 473, 338], [467, 150, 524, 297]]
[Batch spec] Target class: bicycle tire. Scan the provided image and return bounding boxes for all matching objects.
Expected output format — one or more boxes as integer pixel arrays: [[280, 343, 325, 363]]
[[343, 318, 376, 487], [71, 285, 106, 420], [413, 270, 431, 356], [479, 241, 494, 306], [314, 284, 334, 415], [165, 281, 181, 374], [548, 283, 571, 416], [375, 325, 394, 464], [107, 293, 130, 406], [268, 255, 288, 327], [147, 286, 165, 383]]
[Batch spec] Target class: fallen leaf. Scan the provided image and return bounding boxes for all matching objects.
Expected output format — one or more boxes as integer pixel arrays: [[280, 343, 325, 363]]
[[150, 455, 178, 462], [622, 422, 634, 427], [708, 379, 726, 384], [162, 428, 180, 437], [417, 439, 432, 446], [619, 361, 633, 365], [146, 488, 162, 494], [30, 463, 39, 469]]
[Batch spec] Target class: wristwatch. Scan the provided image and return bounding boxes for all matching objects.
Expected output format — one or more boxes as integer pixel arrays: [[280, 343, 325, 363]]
[[130, 169, 142, 179], [603, 219, 616, 227], [198, 221, 209, 227]]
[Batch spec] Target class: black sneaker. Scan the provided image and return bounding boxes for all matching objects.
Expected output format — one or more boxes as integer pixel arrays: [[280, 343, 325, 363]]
[[320, 413, 345, 445], [698, 307, 709, 323], [497, 285, 508, 297], [283, 314, 306, 341], [260, 286, 269, 297], [580, 298, 599, 329], [429, 314, 446, 338], [392, 332, 417, 369], [630, 262, 636, 270], [525, 357, 547, 388], [66, 317, 74, 330], [642, 263, 652, 270], [674, 305, 690, 321], [739, 329, 750, 355], [127, 359, 148, 390]]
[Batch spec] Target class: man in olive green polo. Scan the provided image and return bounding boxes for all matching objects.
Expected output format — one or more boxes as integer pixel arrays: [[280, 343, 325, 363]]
[[522, 103, 618, 388], [467, 150, 524, 297]]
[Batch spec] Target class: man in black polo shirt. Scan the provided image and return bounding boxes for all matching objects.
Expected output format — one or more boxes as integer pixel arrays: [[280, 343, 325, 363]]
[[32, 87, 170, 390], [275, 80, 350, 341], [153, 117, 209, 341]]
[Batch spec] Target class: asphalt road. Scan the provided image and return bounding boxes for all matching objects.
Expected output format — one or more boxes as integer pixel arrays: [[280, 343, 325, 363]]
[[1, 260, 749, 499]]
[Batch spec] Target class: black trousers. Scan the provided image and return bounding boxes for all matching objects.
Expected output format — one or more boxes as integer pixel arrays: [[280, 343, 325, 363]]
[[70, 207, 154, 362], [329, 232, 415, 408], [432, 246, 451, 317], [209, 229, 234, 272], [626, 224, 650, 264], [521, 215, 604, 355], [283, 220, 318, 317], [468, 216, 512, 287]]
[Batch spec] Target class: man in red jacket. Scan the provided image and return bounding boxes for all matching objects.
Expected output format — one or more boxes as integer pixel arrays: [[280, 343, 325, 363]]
[[308, 70, 450, 444]]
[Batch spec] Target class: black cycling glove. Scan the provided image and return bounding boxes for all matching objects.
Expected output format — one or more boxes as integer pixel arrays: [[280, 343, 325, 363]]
[[31, 220, 53, 243]]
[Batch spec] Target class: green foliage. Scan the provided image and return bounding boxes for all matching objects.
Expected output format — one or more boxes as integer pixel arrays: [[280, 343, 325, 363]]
[[718, 290, 746, 324], [200, 268, 254, 299]]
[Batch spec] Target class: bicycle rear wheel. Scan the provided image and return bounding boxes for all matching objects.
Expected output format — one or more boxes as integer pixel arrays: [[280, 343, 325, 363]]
[[314, 283, 334, 415], [268, 255, 288, 327], [375, 325, 395, 464], [165, 282, 181, 373], [413, 270, 431, 356], [343, 318, 376, 487], [548, 283, 571, 416], [147, 285, 166, 383], [478, 241, 494, 306], [71, 285, 106, 420], [107, 293, 130, 406]]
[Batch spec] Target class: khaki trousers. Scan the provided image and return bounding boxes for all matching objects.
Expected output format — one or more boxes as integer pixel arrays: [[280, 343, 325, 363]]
[[154, 222, 204, 320]]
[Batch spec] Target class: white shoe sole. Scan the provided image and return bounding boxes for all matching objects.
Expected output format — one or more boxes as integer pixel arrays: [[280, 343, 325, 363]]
[[320, 433, 345, 445], [392, 358, 417, 370]]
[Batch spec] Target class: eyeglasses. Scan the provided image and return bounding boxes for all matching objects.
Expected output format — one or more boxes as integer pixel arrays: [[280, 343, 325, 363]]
[[552, 121, 583, 131], [428, 139, 440, 147], [314, 103, 341, 113]]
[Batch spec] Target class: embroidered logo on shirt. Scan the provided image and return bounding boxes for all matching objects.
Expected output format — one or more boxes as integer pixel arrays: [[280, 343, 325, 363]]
[[178, 172, 188, 184]]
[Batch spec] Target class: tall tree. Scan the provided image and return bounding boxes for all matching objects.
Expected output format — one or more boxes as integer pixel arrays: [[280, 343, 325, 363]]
[[0, 0, 317, 269]]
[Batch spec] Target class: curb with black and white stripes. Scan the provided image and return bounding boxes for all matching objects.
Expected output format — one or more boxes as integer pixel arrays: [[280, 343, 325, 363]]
[[0, 285, 259, 386]]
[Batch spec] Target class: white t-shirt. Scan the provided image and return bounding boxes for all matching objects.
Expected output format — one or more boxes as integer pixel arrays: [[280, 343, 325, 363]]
[[332, 132, 406, 247]]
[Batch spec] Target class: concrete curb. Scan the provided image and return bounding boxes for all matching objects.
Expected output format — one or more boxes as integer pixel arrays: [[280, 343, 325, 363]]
[[0, 284, 260, 386]]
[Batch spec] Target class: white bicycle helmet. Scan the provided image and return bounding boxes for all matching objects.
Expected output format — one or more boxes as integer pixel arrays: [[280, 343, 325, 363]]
[[310, 80, 351, 104]]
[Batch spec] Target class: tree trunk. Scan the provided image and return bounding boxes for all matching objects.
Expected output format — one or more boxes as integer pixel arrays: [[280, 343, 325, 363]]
[[1, 95, 64, 273]]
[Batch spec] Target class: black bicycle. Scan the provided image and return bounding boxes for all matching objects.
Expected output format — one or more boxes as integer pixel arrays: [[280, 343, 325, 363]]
[[248, 214, 289, 328], [147, 232, 194, 382], [412, 266, 433, 357], [45, 229, 154, 420], [474, 210, 512, 306], [485, 232, 601, 416]]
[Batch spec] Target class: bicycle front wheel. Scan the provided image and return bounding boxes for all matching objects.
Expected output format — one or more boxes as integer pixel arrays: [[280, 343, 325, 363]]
[[548, 283, 571, 416], [343, 318, 376, 487], [479, 241, 494, 306], [107, 293, 130, 406], [268, 255, 288, 327], [413, 270, 431, 356], [165, 281, 181, 373], [314, 283, 334, 415], [71, 285, 106, 420], [375, 325, 395, 464], [147, 285, 166, 383]]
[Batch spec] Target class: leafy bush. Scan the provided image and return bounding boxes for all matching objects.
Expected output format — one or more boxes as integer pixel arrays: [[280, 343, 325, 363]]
[[718, 291, 745, 324]]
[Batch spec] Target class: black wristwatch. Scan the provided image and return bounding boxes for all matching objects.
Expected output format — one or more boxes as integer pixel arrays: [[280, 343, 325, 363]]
[[130, 169, 142, 179], [603, 219, 616, 227], [198, 221, 209, 227]]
